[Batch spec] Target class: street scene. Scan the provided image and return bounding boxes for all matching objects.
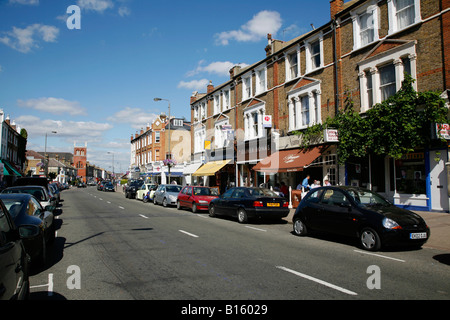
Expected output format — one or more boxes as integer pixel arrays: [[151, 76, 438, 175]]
[[1, 0, 450, 308]]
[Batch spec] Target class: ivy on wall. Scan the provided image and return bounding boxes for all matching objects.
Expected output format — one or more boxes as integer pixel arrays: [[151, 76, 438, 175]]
[[295, 75, 448, 164]]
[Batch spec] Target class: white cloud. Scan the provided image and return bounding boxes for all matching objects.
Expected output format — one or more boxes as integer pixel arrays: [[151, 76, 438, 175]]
[[0, 24, 59, 53], [107, 107, 159, 130], [15, 115, 113, 139], [8, 0, 39, 5], [118, 6, 131, 17], [17, 97, 87, 116], [76, 0, 114, 13], [215, 10, 282, 46], [177, 79, 210, 91], [187, 60, 249, 77]]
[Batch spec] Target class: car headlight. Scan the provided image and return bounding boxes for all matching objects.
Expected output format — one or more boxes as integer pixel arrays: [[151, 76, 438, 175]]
[[198, 200, 208, 204], [382, 217, 402, 230]]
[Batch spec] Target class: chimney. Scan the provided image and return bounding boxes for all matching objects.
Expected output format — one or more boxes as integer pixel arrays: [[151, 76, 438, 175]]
[[229, 66, 242, 79], [207, 80, 214, 94], [190, 91, 198, 104], [330, 0, 344, 19]]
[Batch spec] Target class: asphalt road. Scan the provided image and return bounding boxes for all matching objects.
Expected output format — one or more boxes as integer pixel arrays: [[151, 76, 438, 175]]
[[28, 187, 450, 303]]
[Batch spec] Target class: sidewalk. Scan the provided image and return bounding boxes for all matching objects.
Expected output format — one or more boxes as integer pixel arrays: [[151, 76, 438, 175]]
[[283, 208, 450, 252]]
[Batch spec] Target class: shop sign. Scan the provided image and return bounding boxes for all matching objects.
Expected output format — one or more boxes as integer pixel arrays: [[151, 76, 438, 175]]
[[263, 115, 272, 128], [436, 124, 450, 140], [324, 129, 339, 142]]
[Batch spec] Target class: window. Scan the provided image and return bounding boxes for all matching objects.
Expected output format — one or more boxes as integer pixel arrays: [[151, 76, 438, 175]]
[[214, 119, 229, 149], [288, 81, 321, 131], [306, 34, 323, 72], [213, 94, 220, 114], [352, 3, 379, 50], [242, 73, 252, 101], [379, 63, 396, 101], [155, 131, 160, 143], [194, 126, 206, 154], [244, 103, 265, 140], [255, 65, 267, 94], [388, 0, 421, 34], [358, 41, 417, 112], [223, 88, 230, 111], [286, 49, 299, 81]]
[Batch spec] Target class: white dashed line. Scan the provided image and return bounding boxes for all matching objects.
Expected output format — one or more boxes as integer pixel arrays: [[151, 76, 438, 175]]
[[179, 230, 199, 238], [353, 250, 405, 263], [245, 226, 267, 232], [276, 266, 358, 296]]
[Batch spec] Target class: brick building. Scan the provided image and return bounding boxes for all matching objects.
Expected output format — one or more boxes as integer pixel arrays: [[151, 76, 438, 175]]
[[73, 142, 87, 183], [189, 0, 450, 211], [130, 114, 191, 184]]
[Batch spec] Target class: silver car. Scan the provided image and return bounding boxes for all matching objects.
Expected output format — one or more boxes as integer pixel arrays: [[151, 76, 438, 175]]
[[153, 184, 182, 207]]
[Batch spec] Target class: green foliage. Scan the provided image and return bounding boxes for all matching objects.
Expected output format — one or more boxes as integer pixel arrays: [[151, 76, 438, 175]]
[[295, 74, 448, 164]]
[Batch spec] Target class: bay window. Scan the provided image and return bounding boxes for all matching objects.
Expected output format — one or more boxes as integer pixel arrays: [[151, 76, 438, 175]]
[[288, 81, 322, 131]]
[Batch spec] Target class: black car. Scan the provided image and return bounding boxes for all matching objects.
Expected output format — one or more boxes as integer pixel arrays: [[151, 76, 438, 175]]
[[208, 187, 289, 223], [124, 180, 144, 199], [0, 194, 55, 266], [103, 182, 115, 192], [0, 198, 39, 300], [292, 186, 430, 251]]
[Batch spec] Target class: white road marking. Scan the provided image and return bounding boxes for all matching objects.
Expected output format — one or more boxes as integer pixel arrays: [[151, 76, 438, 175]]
[[30, 273, 54, 296], [353, 250, 405, 262], [276, 266, 358, 296], [179, 230, 199, 238], [245, 226, 267, 232], [118, 206, 125, 210], [139, 214, 149, 219]]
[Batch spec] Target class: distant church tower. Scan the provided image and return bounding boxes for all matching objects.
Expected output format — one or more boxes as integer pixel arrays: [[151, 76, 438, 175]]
[[74, 142, 87, 183]]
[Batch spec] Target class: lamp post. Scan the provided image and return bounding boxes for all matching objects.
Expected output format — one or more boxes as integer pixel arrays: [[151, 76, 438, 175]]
[[44, 131, 57, 178], [107, 151, 115, 189], [154, 97, 172, 183]]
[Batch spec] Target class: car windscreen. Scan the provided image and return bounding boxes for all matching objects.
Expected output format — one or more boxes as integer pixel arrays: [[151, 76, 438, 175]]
[[248, 188, 279, 197], [166, 185, 182, 193], [193, 187, 219, 196], [347, 189, 390, 207], [1, 199, 24, 219], [2, 188, 45, 201]]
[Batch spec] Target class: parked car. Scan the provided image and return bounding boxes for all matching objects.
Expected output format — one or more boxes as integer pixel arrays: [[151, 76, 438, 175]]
[[0, 198, 39, 300], [136, 184, 157, 201], [13, 177, 57, 202], [48, 183, 60, 204], [153, 184, 182, 207], [124, 180, 144, 199], [292, 186, 430, 251], [208, 187, 289, 223], [103, 182, 115, 192], [177, 186, 219, 212], [1, 185, 57, 213], [97, 181, 104, 191], [0, 194, 55, 266], [77, 182, 86, 188]]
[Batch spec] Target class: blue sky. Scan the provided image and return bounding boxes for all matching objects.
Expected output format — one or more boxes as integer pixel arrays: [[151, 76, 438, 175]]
[[0, 0, 330, 173]]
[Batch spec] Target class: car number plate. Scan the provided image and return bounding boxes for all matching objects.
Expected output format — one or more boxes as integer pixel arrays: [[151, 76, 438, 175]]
[[267, 203, 280, 207], [410, 232, 427, 239]]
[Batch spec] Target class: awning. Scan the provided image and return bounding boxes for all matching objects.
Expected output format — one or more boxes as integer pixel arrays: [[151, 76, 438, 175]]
[[166, 171, 183, 177], [253, 147, 325, 173], [0, 160, 22, 177], [192, 159, 231, 176], [183, 162, 203, 175]]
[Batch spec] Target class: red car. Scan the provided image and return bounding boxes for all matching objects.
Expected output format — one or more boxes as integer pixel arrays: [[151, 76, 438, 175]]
[[177, 186, 219, 213]]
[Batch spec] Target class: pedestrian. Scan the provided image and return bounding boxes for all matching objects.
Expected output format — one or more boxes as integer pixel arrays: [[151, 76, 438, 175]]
[[324, 179, 331, 186], [280, 181, 289, 198], [298, 174, 310, 191]]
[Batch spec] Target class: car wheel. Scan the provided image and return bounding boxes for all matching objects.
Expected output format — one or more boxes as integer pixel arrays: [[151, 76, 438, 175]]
[[143, 196, 149, 203], [209, 205, 216, 217], [237, 208, 248, 224], [177, 201, 182, 210], [293, 218, 307, 236], [162, 198, 168, 207], [360, 228, 381, 251], [192, 202, 197, 213], [153, 197, 158, 205]]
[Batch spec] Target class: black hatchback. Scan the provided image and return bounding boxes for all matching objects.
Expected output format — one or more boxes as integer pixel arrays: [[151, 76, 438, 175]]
[[208, 187, 289, 223], [292, 186, 430, 251]]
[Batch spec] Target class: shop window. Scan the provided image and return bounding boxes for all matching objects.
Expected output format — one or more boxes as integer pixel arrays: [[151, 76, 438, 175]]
[[395, 152, 426, 194]]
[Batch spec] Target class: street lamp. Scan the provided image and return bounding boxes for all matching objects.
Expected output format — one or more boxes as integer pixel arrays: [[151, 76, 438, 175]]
[[44, 131, 57, 178], [154, 97, 172, 183], [107, 151, 114, 183]]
